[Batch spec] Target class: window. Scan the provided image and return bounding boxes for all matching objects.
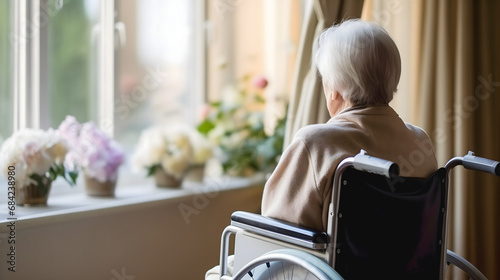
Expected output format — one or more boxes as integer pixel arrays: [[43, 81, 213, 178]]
[[1, 0, 115, 202], [206, 0, 301, 128], [1, 0, 303, 204], [114, 0, 203, 156], [1, 0, 205, 203], [0, 0, 13, 145]]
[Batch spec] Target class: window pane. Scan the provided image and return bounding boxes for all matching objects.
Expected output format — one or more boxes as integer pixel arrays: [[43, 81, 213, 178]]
[[44, 0, 100, 128], [0, 0, 13, 145], [206, 0, 302, 125], [115, 0, 198, 152]]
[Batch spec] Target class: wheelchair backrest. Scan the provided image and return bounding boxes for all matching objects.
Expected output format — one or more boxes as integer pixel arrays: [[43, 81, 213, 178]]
[[334, 167, 447, 280]]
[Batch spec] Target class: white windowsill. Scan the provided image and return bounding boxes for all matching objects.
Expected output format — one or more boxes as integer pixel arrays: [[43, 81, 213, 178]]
[[0, 173, 267, 229]]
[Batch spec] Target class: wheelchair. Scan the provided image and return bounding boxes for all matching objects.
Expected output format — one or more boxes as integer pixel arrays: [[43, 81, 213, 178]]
[[216, 150, 499, 280]]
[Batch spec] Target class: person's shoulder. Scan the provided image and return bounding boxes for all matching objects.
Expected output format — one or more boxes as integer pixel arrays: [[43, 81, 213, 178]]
[[294, 120, 356, 144], [404, 122, 432, 139]]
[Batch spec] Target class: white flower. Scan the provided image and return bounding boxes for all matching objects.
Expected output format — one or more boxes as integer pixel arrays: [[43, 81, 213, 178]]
[[132, 126, 167, 171], [44, 129, 69, 164], [207, 119, 237, 145], [187, 130, 213, 165], [134, 125, 207, 178], [0, 128, 69, 187], [222, 85, 243, 107], [160, 132, 192, 179], [220, 130, 249, 150]]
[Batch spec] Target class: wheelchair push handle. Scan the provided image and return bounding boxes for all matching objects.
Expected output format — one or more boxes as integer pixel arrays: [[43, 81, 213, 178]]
[[353, 150, 400, 178], [462, 151, 500, 176]]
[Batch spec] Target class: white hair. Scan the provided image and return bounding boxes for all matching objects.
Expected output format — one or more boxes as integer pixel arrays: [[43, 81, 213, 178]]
[[314, 19, 401, 105]]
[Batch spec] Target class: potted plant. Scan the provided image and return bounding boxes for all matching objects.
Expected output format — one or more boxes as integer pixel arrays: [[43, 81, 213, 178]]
[[197, 75, 285, 176], [58, 116, 125, 196], [0, 128, 77, 205]]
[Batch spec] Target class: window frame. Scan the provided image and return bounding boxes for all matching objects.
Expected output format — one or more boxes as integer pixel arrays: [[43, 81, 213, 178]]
[[2, 0, 208, 204], [13, 0, 116, 133]]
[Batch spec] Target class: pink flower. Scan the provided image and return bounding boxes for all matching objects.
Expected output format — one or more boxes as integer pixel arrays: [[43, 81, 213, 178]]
[[80, 122, 109, 149], [252, 75, 268, 89], [198, 104, 211, 121], [58, 116, 82, 147], [22, 142, 51, 175], [58, 116, 125, 182]]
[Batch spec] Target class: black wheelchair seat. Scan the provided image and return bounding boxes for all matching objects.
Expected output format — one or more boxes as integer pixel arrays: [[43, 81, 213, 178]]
[[334, 167, 447, 280]]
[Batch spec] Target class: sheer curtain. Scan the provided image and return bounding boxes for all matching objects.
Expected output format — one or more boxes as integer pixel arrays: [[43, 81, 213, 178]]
[[284, 0, 364, 146], [364, 1, 500, 279]]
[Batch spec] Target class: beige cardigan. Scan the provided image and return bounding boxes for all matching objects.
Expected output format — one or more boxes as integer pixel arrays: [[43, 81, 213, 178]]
[[261, 105, 438, 231]]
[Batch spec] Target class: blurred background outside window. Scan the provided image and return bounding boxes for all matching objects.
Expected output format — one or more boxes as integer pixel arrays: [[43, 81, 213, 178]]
[[43, 0, 99, 128], [115, 0, 200, 168], [0, 0, 13, 146]]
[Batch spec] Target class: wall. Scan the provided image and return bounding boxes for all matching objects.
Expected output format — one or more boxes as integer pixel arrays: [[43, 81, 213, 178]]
[[0, 183, 264, 280]]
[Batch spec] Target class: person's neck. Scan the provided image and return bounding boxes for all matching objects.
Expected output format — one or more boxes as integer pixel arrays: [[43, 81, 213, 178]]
[[332, 100, 353, 117]]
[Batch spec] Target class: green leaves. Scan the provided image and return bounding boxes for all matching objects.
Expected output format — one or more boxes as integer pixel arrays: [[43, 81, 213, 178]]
[[27, 164, 79, 194], [68, 169, 78, 185], [147, 164, 160, 177], [212, 109, 286, 175], [196, 119, 215, 136], [49, 164, 78, 186]]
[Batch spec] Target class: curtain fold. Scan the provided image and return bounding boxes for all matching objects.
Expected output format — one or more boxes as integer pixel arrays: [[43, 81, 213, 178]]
[[284, 0, 364, 146], [416, 1, 500, 279]]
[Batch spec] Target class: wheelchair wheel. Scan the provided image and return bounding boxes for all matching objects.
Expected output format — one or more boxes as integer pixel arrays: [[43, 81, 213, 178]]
[[230, 249, 343, 280]]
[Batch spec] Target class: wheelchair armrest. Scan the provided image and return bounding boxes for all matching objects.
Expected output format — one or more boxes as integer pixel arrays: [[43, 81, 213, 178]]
[[230, 211, 329, 249], [446, 250, 487, 280]]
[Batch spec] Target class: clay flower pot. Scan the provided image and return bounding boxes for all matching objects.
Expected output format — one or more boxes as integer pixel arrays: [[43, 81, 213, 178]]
[[16, 178, 52, 206], [154, 168, 183, 188], [84, 175, 117, 196], [184, 164, 206, 182]]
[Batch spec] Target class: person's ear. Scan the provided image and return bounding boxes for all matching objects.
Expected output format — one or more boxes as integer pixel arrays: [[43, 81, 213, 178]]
[[331, 90, 342, 101]]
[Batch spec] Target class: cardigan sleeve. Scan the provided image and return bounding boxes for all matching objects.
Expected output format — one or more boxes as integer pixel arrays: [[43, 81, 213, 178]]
[[261, 137, 324, 230]]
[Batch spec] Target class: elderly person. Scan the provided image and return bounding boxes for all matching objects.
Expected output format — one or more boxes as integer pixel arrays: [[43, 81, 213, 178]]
[[206, 19, 438, 279], [261, 19, 438, 232]]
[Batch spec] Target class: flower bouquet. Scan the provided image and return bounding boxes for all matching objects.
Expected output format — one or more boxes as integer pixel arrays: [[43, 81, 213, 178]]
[[133, 124, 212, 187], [197, 75, 285, 176], [58, 116, 125, 196], [0, 128, 77, 205]]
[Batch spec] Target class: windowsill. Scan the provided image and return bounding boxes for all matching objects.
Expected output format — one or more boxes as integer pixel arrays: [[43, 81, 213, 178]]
[[0, 173, 267, 228]]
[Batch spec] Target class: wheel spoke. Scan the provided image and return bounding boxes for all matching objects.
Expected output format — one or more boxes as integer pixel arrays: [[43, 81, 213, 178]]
[[231, 249, 342, 280]]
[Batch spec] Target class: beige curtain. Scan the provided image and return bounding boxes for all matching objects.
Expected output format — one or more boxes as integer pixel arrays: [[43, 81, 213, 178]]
[[284, 0, 364, 146], [365, 0, 500, 278], [416, 1, 500, 279]]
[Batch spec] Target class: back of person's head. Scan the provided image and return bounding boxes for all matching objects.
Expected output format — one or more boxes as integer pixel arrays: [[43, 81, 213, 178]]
[[314, 19, 401, 105]]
